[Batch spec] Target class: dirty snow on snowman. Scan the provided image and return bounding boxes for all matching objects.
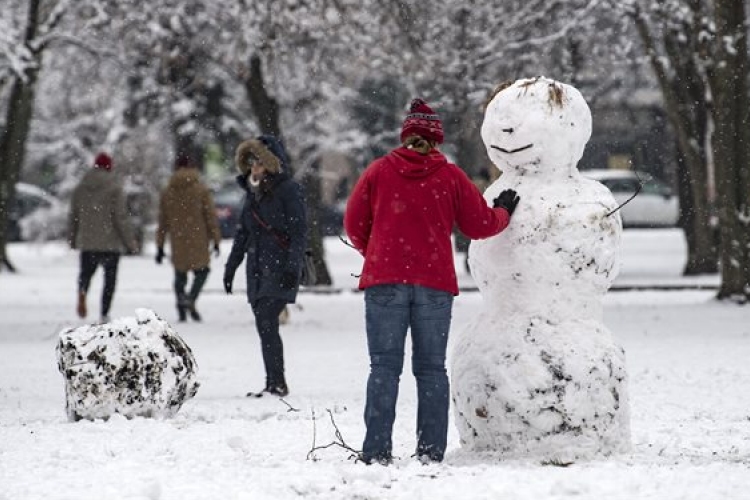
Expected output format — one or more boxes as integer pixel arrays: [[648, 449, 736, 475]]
[[451, 77, 630, 462]]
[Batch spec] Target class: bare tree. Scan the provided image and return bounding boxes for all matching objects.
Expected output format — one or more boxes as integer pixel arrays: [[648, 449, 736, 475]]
[[0, 0, 64, 271], [620, 0, 718, 275], [710, 0, 750, 302]]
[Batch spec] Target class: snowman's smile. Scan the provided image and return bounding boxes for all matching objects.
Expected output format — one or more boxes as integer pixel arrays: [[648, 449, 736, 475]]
[[491, 144, 534, 154]]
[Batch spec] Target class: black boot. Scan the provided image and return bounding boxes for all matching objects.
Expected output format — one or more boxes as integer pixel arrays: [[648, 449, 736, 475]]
[[266, 382, 289, 397], [185, 268, 208, 322], [177, 304, 187, 322], [246, 380, 288, 398], [186, 300, 201, 321]]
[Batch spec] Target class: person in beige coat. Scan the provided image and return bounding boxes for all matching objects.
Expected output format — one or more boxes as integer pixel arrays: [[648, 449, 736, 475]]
[[68, 153, 138, 323], [156, 155, 222, 322]]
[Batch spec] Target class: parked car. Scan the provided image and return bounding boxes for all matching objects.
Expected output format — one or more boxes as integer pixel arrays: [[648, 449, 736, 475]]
[[582, 169, 679, 228], [212, 181, 245, 239], [7, 182, 66, 242]]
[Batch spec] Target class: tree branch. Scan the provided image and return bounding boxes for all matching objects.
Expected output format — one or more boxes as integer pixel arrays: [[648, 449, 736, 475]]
[[306, 408, 361, 462]]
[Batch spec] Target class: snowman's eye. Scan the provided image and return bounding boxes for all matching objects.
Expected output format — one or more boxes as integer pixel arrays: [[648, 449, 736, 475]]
[[502, 128, 514, 133]]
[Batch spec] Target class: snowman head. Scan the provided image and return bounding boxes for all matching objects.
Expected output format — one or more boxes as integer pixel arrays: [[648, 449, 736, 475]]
[[481, 76, 592, 179]]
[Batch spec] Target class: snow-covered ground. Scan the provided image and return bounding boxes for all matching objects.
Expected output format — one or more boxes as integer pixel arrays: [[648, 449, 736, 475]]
[[1, 229, 747, 500]]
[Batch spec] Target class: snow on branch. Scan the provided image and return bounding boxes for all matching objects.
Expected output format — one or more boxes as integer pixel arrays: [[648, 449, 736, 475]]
[[476, 0, 603, 65]]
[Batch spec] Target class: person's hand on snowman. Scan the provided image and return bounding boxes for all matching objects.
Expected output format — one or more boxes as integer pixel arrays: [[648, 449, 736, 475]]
[[493, 189, 520, 215]]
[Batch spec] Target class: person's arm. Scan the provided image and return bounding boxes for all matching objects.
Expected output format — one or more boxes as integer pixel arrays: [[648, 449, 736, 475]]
[[113, 187, 137, 252], [67, 190, 79, 249], [202, 187, 223, 251], [155, 192, 169, 251], [225, 201, 249, 274], [343, 169, 374, 256], [454, 171, 511, 240]]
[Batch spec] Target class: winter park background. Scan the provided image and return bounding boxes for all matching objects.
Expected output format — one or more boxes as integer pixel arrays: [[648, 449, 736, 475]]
[[1, 229, 749, 500]]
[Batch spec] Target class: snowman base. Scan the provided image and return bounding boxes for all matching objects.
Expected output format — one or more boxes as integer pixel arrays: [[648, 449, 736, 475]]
[[452, 319, 630, 462]]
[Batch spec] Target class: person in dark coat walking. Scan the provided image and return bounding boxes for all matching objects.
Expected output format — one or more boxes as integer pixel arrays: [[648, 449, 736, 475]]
[[223, 135, 307, 398], [344, 99, 520, 464], [68, 153, 139, 323]]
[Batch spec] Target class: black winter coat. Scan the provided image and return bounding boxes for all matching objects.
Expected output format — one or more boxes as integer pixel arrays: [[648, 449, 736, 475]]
[[225, 173, 307, 305]]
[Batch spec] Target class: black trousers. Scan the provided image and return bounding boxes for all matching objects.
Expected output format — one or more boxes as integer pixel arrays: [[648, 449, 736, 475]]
[[78, 251, 120, 316], [173, 267, 210, 305], [251, 297, 288, 387]]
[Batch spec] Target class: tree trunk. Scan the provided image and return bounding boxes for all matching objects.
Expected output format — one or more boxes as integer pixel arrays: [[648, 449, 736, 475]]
[[676, 146, 718, 274], [244, 54, 282, 139], [303, 159, 332, 286], [0, 0, 43, 272], [711, 0, 750, 302], [631, 8, 718, 275]]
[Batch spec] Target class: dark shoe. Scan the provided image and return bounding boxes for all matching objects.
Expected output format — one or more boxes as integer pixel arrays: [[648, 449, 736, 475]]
[[177, 305, 187, 322], [76, 291, 87, 318], [360, 452, 393, 466], [416, 453, 443, 464], [188, 304, 201, 322], [266, 383, 288, 397], [183, 300, 201, 321], [415, 447, 444, 464], [178, 296, 201, 321], [246, 383, 289, 398]]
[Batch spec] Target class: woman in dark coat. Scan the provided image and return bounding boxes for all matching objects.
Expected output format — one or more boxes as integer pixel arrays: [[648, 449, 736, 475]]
[[223, 135, 307, 397]]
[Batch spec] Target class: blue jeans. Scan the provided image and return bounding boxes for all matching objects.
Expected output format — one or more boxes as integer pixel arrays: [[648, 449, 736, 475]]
[[362, 284, 454, 462]]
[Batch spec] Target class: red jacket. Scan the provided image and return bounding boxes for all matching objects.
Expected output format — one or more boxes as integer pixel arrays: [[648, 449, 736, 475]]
[[344, 147, 510, 295]]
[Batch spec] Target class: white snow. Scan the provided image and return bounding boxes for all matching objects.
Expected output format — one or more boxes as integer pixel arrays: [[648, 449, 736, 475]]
[[1, 230, 748, 500]]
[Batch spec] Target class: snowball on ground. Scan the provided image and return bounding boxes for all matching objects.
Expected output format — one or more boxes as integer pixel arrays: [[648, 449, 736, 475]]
[[56, 308, 199, 421]]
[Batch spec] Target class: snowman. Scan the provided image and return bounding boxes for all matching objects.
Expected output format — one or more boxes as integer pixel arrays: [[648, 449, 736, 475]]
[[451, 77, 630, 462]]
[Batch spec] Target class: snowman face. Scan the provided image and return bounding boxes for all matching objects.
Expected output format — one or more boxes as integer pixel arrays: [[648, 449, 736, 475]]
[[481, 77, 592, 178]]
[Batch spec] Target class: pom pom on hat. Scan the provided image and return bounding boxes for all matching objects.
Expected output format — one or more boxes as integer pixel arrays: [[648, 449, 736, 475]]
[[93, 153, 113, 170], [400, 98, 444, 145]]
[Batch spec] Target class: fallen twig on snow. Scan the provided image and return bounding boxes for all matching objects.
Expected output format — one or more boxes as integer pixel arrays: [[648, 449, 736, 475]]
[[307, 408, 361, 462], [279, 398, 300, 413]]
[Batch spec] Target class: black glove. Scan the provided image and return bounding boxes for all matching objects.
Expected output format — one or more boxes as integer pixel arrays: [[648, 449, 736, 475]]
[[213, 243, 221, 258], [280, 271, 298, 290], [155, 247, 165, 264], [493, 189, 520, 215], [223, 270, 234, 294]]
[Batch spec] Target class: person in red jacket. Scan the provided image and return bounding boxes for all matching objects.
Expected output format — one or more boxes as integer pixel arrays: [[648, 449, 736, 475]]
[[344, 98, 520, 465]]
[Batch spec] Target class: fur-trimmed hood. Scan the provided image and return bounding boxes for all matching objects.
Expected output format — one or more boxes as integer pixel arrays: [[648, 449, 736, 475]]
[[235, 135, 290, 176]]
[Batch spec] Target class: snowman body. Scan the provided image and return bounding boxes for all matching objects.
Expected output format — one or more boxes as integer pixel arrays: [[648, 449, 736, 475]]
[[451, 78, 630, 461]]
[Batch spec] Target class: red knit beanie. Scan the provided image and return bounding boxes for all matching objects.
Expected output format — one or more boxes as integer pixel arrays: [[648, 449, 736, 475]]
[[175, 154, 191, 169], [93, 153, 113, 171], [400, 98, 444, 145]]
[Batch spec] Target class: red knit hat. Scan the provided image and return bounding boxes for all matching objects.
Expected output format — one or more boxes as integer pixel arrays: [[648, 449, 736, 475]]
[[93, 153, 113, 171], [175, 154, 191, 169], [400, 98, 444, 145]]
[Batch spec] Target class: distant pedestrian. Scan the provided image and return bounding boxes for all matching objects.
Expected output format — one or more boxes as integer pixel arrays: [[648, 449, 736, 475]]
[[344, 98, 519, 464], [223, 135, 307, 398], [155, 155, 222, 322], [68, 153, 139, 323]]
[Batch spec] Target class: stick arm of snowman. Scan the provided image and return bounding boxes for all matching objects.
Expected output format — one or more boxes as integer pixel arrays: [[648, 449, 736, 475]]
[[605, 171, 643, 217]]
